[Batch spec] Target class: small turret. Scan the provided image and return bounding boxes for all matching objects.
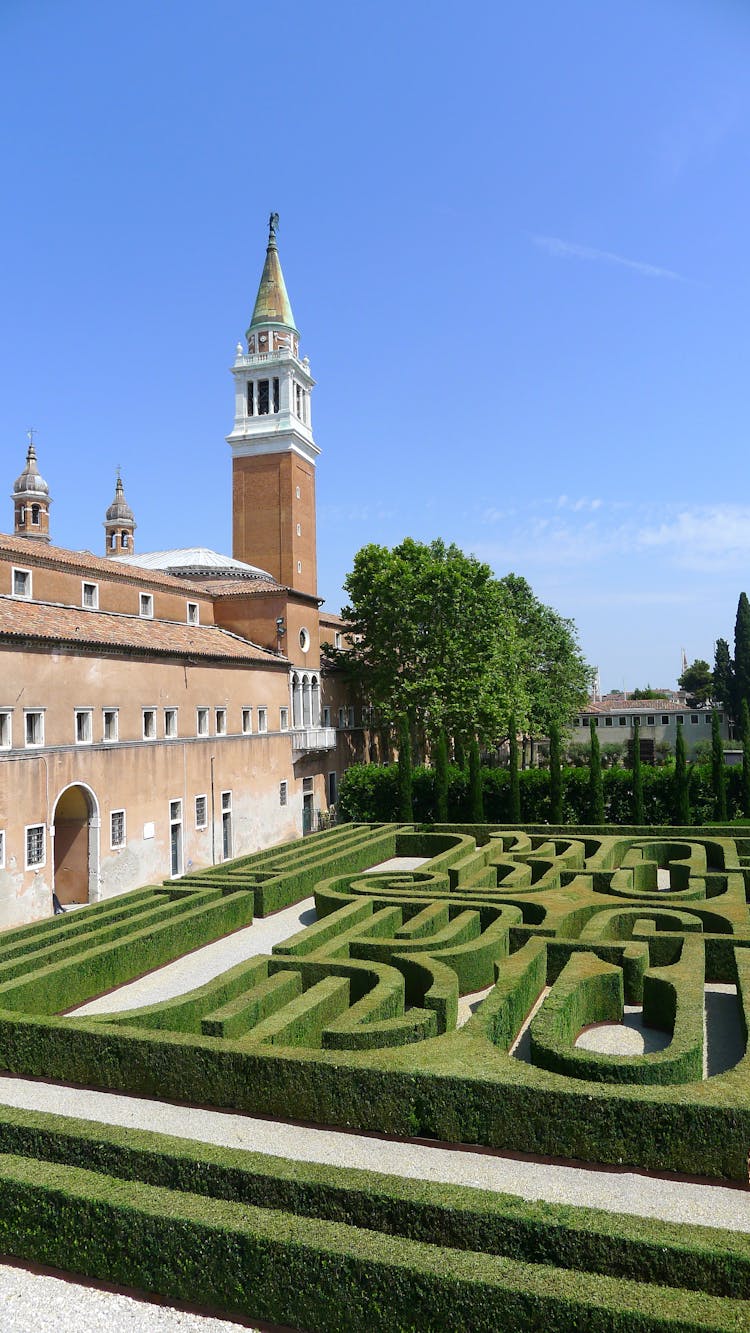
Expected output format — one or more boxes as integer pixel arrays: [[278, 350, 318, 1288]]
[[12, 435, 51, 543], [104, 471, 136, 556]]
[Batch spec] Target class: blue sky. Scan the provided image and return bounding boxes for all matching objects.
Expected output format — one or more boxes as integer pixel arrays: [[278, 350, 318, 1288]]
[[2, 0, 749, 691]]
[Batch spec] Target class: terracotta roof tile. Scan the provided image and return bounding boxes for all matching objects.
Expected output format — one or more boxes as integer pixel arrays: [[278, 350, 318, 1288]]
[[0, 597, 287, 664], [582, 699, 697, 715], [0, 533, 212, 596], [192, 577, 284, 597]]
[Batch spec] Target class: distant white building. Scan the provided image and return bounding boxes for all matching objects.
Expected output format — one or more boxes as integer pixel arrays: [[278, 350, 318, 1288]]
[[570, 697, 731, 758]]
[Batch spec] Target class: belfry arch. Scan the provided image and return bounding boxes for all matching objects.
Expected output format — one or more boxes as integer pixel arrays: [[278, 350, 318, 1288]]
[[52, 783, 100, 906]]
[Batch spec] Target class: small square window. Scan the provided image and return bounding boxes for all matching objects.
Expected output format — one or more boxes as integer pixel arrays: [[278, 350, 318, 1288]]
[[103, 709, 118, 742], [279, 781, 288, 806], [257, 707, 268, 734], [139, 593, 154, 619], [143, 708, 157, 740], [187, 602, 199, 626], [196, 707, 209, 737], [12, 568, 31, 599], [242, 708, 252, 734], [110, 810, 126, 849], [646, 716, 655, 727], [0, 711, 12, 749], [604, 717, 613, 727], [280, 707, 289, 731], [82, 581, 99, 609], [195, 795, 207, 829], [215, 708, 227, 736], [0, 829, 4, 869], [25, 824, 45, 869], [221, 790, 232, 813], [691, 714, 699, 724], [24, 711, 44, 747], [661, 715, 669, 725], [619, 717, 626, 726], [676, 715, 684, 725], [170, 799, 182, 822], [75, 709, 93, 744]]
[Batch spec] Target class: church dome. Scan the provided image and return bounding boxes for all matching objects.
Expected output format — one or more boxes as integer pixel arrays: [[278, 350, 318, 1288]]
[[105, 475, 134, 522], [13, 443, 49, 497]]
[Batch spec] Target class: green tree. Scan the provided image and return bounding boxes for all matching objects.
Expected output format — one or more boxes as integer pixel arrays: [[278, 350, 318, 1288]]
[[468, 737, 484, 822], [678, 659, 713, 708], [434, 729, 449, 822], [742, 701, 750, 820], [588, 720, 604, 824], [734, 593, 750, 724], [631, 718, 644, 824], [396, 716, 413, 822], [549, 722, 563, 823], [508, 719, 521, 822], [713, 637, 733, 713], [711, 709, 727, 821], [630, 686, 668, 700], [340, 538, 514, 747], [498, 574, 591, 748], [673, 724, 690, 825]]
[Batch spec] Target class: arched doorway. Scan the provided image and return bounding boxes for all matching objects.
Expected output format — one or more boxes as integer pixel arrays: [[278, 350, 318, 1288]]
[[52, 784, 99, 905]]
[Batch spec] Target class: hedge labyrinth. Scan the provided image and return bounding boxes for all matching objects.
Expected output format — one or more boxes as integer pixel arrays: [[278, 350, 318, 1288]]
[[3, 821, 750, 1328]]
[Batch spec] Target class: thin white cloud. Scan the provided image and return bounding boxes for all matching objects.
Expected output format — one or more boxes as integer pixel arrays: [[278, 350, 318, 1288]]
[[557, 495, 603, 513], [636, 505, 750, 572], [533, 234, 686, 282]]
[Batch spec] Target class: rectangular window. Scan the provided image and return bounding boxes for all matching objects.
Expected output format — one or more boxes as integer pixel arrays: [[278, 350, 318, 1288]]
[[272, 377, 280, 412], [604, 716, 613, 727], [24, 711, 44, 747], [295, 384, 302, 416], [347, 706, 355, 727], [170, 798, 182, 822], [196, 707, 209, 737], [0, 830, 4, 869], [279, 780, 288, 806], [75, 709, 93, 744], [103, 709, 118, 742], [322, 706, 330, 727], [142, 708, 157, 740], [187, 601, 199, 626], [645, 715, 654, 726], [257, 707, 268, 734], [195, 795, 207, 829], [662, 715, 669, 725], [676, 715, 684, 725], [334, 631, 342, 650], [258, 379, 270, 414], [110, 810, 126, 849], [338, 707, 346, 728], [328, 771, 337, 807], [242, 708, 252, 734], [139, 592, 153, 618], [691, 714, 699, 724], [0, 711, 11, 749], [280, 707, 289, 731], [164, 708, 178, 738], [12, 568, 31, 599], [215, 707, 227, 736], [247, 381, 254, 416], [221, 790, 232, 813], [25, 824, 45, 870], [82, 581, 99, 609], [619, 717, 626, 726]]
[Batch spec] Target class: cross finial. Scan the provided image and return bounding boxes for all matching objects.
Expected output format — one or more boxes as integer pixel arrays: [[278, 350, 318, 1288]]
[[27, 427, 36, 446], [116, 463, 121, 480]]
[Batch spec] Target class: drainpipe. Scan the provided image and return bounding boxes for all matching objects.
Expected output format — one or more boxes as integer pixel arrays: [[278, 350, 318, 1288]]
[[210, 755, 216, 866]]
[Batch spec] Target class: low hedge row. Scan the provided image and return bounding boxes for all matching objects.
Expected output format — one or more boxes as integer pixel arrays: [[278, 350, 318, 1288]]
[[338, 762, 750, 826], [1, 1152, 750, 1330]]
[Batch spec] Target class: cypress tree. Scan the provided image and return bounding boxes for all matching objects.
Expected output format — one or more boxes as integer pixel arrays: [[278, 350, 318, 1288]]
[[734, 593, 750, 723], [509, 718, 521, 823], [469, 737, 484, 822], [713, 637, 733, 713], [632, 718, 644, 824], [434, 729, 449, 823], [743, 700, 750, 820], [711, 709, 727, 822], [549, 722, 563, 824], [674, 724, 690, 826], [588, 719, 604, 824], [396, 716, 413, 822]]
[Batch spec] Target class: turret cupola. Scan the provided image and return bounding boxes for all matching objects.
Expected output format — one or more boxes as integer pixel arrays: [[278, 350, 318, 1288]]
[[227, 214, 319, 597], [12, 434, 51, 543], [104, 471, 136, 556]]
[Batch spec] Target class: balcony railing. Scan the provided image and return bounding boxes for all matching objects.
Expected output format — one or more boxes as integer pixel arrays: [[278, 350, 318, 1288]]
[[291, 726, 336, 753]]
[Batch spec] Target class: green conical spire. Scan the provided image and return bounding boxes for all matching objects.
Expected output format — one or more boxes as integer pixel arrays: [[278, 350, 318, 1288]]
[[246, 212, 297, 336]]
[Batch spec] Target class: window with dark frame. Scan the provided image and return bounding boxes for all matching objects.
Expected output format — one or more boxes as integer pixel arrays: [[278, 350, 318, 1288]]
[[111, 810, 126, 848], [258, 379, 270, 414]]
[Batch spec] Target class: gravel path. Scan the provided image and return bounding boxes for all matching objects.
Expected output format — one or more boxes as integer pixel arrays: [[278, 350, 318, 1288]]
[[0, 1073, 747, 1232]]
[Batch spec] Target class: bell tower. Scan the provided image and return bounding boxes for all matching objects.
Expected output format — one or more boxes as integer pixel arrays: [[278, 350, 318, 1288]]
[[227, 214, 319, 597], [12, 434, 51, 543], [103, 471, 136, 556]]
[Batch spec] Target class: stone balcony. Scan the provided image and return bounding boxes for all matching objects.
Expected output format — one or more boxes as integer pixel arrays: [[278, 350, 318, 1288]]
[[291, 726, 336, 753]]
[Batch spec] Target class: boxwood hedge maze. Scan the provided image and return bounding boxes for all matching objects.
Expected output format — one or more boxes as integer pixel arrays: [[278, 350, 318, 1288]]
[[3, 822, 750, 1328]]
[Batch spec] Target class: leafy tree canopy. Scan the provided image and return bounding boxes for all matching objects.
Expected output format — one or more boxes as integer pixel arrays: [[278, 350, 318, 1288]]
[[335, 539, 591, 746], [630, 686, 669, 700], [678, 659, 713, 708]]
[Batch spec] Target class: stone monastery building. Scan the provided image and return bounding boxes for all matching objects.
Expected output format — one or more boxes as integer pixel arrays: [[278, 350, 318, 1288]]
[[0, 217, 363, 927]]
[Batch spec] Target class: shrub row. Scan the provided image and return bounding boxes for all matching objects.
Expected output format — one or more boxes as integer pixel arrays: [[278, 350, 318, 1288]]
[[338, 762, 750, 826]]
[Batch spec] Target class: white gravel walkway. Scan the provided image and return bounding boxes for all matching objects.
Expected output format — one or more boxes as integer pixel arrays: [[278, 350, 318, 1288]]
[[0, 1072, 747, 1233]]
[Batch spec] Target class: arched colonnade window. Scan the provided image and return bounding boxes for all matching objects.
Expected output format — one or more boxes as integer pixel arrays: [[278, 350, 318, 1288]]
[[291, 671, 320, 728]]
